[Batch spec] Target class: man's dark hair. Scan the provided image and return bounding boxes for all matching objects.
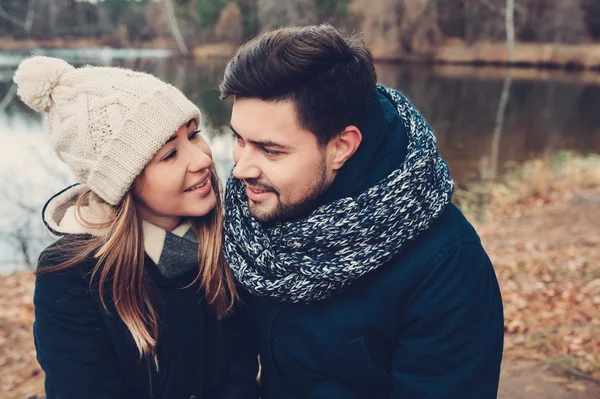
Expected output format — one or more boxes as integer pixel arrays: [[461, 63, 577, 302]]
[[219, 24, 378, 145]]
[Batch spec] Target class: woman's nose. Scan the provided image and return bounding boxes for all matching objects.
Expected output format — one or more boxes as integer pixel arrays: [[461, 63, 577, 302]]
[[187, 146, 213, 173]]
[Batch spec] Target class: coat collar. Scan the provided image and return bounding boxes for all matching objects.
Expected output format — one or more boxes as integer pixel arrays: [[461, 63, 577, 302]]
[[316, 85, 409, 206], [42, 183, 193, 270]]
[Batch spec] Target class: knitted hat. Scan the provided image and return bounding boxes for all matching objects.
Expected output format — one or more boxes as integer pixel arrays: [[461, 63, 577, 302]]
[[13, 56, 201, 205]]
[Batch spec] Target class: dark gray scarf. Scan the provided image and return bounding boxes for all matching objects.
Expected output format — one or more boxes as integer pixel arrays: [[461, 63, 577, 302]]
[[142, 220, 198, 278], [223, 85, 454, 303]]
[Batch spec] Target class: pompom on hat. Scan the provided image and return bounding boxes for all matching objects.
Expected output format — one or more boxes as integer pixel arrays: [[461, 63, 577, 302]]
[[13, 56, 201, 205]]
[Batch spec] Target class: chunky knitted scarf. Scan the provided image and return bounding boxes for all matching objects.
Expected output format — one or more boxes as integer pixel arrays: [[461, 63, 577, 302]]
[[223, 85, 454, 303]]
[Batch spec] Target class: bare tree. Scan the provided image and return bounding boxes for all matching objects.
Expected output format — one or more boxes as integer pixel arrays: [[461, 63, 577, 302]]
[[48, 0, 58, 36], [0, 148, 72, 271], [214, 1, 244, 45], [397, 0, 442, 53], [351, 0, 442, 57], [537, 0, 587, 43], [0, 182, 45, 270], [349, 0, 403, 59], [163, 0, 190, 55], [23, 0, 38, 34], [257, 0, 317, 30], [505, 0, 515, 60], [488, 0, 515, 180]]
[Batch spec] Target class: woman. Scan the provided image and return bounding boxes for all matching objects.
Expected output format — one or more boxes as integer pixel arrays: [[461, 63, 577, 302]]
[[13, 56, 237, 399]]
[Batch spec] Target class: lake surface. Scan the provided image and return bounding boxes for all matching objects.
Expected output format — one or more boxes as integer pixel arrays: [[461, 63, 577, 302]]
[[1, 49, 599, 273]]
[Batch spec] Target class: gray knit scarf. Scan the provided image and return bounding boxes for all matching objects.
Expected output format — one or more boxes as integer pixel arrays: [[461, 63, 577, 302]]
[[142, 220, 199, 278], [223, 85, 454, 303]]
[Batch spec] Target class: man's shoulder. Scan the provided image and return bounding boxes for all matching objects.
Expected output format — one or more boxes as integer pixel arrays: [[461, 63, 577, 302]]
[[423, 202, 483, 254], [386, 203, 486, 275]]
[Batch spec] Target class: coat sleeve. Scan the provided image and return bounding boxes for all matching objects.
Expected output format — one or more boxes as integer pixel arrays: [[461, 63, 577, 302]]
[[390, 243, 504, 399], [33, 258, 130, 399], [217, 297, 261, 399]]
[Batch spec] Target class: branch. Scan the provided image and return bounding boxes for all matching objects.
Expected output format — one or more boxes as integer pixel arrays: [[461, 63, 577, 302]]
[[0, 83, 17, 115], [549, 365, 600, 385], [0, 5, 25, 28], [480, 0, 503, 14], [29, 146, 71, 187], [0, 177, 38, 215]]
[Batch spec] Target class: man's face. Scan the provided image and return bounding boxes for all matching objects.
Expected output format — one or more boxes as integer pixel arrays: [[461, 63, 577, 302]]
[[230, 98, 336, 223]]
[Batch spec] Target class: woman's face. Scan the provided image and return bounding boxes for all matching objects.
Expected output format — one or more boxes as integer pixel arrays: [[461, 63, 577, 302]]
[[134, 119, 217, 231]]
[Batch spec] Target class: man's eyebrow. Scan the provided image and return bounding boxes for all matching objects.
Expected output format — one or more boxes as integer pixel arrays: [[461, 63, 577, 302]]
[[230, 125, 290, 149]]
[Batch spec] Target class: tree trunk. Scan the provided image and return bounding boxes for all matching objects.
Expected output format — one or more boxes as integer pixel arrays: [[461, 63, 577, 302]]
[[24, 0, 38, 35], [163, 0, 189, 55], [506, 0, 515, 62], [488, 0, 515, 180], [48, 0, 58, 36]]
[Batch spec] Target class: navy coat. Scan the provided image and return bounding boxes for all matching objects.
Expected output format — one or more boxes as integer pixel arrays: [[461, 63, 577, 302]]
[[34, 239, 225, 399], [220, 89, 504, 399]]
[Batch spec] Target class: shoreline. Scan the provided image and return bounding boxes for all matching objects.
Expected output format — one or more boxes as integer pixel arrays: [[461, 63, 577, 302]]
[[373, 41, 600, 71], [3, 38, 600, 72]]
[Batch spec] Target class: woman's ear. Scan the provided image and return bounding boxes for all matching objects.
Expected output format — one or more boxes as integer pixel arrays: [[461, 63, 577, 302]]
[[329, 126, 362, 171]]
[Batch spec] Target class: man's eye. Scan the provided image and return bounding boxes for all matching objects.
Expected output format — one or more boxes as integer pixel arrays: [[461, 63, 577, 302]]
[[233, 133, 245, 145], [262, 148, 281, 156]]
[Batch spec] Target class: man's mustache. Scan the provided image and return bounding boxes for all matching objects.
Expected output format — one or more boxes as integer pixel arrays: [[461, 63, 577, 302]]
[[244, 179, 277, 193]]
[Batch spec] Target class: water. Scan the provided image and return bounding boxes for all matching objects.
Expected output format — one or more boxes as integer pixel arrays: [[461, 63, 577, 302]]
[[1, 50, 599, 273]]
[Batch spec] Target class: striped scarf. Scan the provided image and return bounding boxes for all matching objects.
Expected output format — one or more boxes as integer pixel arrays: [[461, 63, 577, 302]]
[[223, 85, 454, 303]]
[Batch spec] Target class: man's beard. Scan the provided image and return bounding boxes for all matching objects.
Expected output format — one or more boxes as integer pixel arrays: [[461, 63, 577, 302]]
[[245, 161, 329, 223]]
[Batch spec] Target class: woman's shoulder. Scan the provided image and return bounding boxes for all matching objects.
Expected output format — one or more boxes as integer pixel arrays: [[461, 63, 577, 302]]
[[35, 237, 98, 297], [38, 236, 96, 270]]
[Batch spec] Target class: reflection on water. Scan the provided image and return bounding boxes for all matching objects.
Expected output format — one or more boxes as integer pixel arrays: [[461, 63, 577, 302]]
[[1, 52, 599, 272]]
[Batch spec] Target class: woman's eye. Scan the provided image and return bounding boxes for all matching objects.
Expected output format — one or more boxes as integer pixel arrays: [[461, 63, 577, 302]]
[[189, 129, 201, 140], [162, 150, 177, 161]]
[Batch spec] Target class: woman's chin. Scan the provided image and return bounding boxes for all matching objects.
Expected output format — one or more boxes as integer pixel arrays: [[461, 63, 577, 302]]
[[185, 190, 217, 217]]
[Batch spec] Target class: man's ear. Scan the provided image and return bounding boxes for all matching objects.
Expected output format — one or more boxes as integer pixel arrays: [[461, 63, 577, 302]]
[[329, 126, 362, 171]]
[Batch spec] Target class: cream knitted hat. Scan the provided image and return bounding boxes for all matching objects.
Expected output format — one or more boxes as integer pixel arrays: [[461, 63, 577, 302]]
[[13, 56, 201, 205]]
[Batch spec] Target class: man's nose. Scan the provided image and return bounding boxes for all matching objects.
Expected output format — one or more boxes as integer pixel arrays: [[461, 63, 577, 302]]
[[232, 148, 261, 180]]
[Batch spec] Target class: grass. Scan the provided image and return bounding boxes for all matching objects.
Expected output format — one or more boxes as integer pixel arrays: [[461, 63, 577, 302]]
[[454, 151, 600, 225]]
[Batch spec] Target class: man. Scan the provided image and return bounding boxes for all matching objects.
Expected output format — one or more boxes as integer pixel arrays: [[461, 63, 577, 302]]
[[219, 24, 503, 399]]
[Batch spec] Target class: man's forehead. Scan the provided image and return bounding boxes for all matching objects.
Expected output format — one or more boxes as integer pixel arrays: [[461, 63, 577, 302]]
[[232, 98, 296, 125], [230, 98, 315, 145]]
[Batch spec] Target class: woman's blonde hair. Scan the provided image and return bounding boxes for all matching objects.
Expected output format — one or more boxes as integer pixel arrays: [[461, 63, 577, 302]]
[[37, 168, 237, 363]]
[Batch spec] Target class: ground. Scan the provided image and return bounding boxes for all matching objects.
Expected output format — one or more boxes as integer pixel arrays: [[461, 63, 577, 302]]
[[1, 186, 599, 398], [488, 188, 600, 398]]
